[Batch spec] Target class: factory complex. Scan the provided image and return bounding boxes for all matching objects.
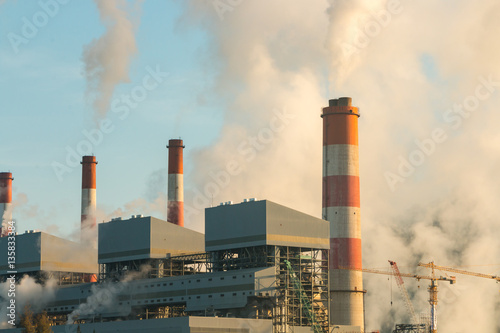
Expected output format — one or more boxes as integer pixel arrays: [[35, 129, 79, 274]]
[[0, 98, 377, 332]]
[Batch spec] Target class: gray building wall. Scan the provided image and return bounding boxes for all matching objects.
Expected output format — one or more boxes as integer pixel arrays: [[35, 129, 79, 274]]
[[205, 200, 329, 251], [0, 232, 97, 275], [1, 316, 276, 333], [98, 216, 205, 264]]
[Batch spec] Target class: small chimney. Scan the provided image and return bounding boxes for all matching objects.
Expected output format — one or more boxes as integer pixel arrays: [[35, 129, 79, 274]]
[[0, 172, 13, 237], [81, 156, 97, 241], [167, 139, 184, 227]]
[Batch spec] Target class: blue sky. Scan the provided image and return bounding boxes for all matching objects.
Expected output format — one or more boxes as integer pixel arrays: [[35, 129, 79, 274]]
[[0, 1, 224, 236]]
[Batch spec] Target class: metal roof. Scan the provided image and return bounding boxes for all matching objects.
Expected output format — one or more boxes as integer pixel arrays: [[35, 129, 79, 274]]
[[98, 216, 205, 264], [205, 199, 329, 251]]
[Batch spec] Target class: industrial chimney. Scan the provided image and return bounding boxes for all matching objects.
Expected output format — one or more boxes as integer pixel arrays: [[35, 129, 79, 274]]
[[167, 139, 184, 227], [322, 97, 364, 328], [81, 156, 97, 241], [0, 172, 13, 237]]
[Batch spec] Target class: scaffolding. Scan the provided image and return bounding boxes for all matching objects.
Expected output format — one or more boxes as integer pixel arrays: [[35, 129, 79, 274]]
[[93, 245, 329, 333], [210, 245, 329, 333]]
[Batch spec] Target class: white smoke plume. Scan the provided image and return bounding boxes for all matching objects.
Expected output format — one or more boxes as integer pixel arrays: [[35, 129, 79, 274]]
[[83, 0, 141, 121], [67, 264, 151, 324], [0, 276, 57, 328], [179, 0, 500, 332]]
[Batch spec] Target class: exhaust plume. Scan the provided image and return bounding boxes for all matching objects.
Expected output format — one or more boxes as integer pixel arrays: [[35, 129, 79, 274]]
[[0, 276, 57, 328], [67, 265, 151, 324], [180, 0, 500, 331], [83, 0, 141, 120]]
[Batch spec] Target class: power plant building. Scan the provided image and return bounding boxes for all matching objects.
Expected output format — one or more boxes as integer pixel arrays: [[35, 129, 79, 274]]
[[0, 231, 97, 284], [0, 97, 367, 332]]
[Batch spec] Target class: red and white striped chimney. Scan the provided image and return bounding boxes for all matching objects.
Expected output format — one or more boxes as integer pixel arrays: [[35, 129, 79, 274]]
[[322, 97, 364, 328], [81, 156, 97, 240], [167, 139, 184, 227], [0, 172, 13, 237]]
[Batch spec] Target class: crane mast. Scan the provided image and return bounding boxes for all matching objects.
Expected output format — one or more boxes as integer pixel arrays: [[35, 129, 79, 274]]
[[388, 260, 418, 325]]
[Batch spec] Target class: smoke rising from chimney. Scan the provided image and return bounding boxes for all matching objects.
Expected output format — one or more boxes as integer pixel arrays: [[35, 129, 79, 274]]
[[83, 0, 141, 121], [179, 0, 500, 331]]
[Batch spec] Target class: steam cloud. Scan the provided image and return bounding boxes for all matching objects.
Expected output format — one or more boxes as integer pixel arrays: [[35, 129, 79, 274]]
[[67, 264, 151, 324], [83, 0, 141, 121], [179, 0, 500, 331], [0, 276, 57, 328]]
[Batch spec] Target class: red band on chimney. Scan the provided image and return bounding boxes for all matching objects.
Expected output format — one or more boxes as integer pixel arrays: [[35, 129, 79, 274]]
[[0, 173, 13, 203], [322, 175, 360, 208], [81, 156, 97, 189]]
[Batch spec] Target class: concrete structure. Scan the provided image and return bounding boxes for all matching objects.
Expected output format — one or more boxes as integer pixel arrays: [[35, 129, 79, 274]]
[[98, 216, 205, 280], [80, 156, 97, 240], [322, 97, 364, 328], [4, 316, 282, 333], [99, 216, 204, 264], [167, 139, 184, 227], [0, 172, 13, 237], [206, 199, 329, 251], [0, 231, 97, 283]]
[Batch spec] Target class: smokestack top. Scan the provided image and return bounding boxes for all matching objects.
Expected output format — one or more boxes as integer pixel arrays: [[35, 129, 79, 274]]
[[167, 139, 185, 175], [0, 172, 13, 203], [81, 156, 98, 165], [0, 172, 13, 180], [81, 156, 97, 189], [167, 139, 185, 148], [329, 97, 352, 107]]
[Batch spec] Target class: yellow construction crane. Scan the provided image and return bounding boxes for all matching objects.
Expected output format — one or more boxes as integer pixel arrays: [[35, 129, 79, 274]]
[[418, 261, 500, 282], [341, 262, 456, 333]]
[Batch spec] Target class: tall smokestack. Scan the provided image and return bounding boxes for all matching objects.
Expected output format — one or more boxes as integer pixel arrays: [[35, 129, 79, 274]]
[[81, 156, 97, 240], [167, 139, 184, 227], [0, 172, 13, 237], [322, 97, 364, 328]]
